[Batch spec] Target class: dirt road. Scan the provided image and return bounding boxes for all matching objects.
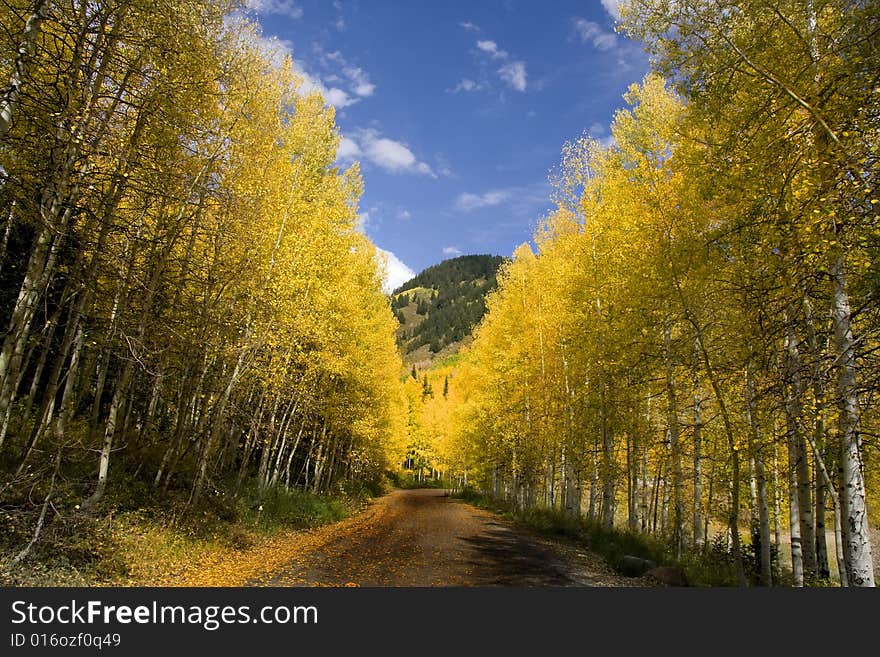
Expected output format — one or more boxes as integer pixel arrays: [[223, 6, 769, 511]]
[[249, 488, 635, 587]]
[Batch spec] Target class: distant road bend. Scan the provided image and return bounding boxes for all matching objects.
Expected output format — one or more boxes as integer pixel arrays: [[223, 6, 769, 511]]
[[249, 488, 635, 587]]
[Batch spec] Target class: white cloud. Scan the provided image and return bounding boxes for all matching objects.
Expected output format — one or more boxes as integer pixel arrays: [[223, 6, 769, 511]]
[[436, 158, 454, 178], [344, 66, 375, 97], [297, 69, 357, 107], [455, 183, 551, 217], [460, 20, 480, 32], [323, 50, 346, 65], [588, 122, 614, 146], [376, 248, 416, 293], [246, 0, 303, 19], [365, 137, 422, 172], [337, 136, 361, 160], [573, 18, 617, 50], [313, 47, 376, 99], [338, 129, 436, 177], [442, 246, 463, 256], [476, 40, 508, 59], [397, 209, 412, 220], [356, 211, 372, 232], [601, 0, 626, 20], [332, 0, 346, 30], [470, 36, 528, 93], [323, 86, 357, 107], [449, 78, 480, 93], [455, 189, 512, 211], [254, 37, 360, 109], [498, 61, 527, 92], [255, 34, 294, 67]]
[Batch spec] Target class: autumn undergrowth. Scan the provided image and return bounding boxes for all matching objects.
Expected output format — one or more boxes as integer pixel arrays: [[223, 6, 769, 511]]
[[0, 474, 379, 586], [455, 488, 787, 587]]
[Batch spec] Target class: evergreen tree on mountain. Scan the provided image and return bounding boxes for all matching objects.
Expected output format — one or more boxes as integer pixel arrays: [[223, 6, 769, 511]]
[[393, 255, 505, 360]]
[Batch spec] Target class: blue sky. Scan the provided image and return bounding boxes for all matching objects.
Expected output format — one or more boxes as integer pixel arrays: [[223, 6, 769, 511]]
[[245, 0, 648, 290]]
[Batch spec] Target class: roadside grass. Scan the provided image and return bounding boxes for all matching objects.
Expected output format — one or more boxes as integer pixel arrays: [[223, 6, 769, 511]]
[[454, 488, 794, 587], [109, 486, 371, 586], [1, 478, 381, 586]]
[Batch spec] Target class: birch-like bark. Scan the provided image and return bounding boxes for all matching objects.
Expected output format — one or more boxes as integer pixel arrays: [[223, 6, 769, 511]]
[[682, 300, 746, 583], [234, 389, 266, 493], [626, 430, 638, 531], [692, 357, 703, 550], [257, 397, 280, 489], [0, 201, 15, 276], [801, 413, 849, 587], [787, 431, 805, 587], [0, 1, 123, 417], [830, 255, 874, 586], [745, 365, 772, 586], [0, 226, 61, 415], [82, 358, 133, 510], [282, 421, 306, 491], [803, 294, 830, 579], [0, 0, 50, 141], [772, 428, 782, 555], [640, 431, 649, 532], [52, 324, 83, 445], [660, 444, 669, 535], [560, 342, 579, 513], [0, 299, 60, 450], [311, 422, 329, 493], [589, 435, 598, 521], [805, 0, 873, 586], [704, 441, 717, 550], [650, 458, 663, 535], [663, 319, 684, 556], [268, 399, 298, 489], [783, 307, 817, 582], [671, 259, 745, 583], [154, 370, 191, 488], [190, 347, 248, 504], [600, 380, 614, 529]]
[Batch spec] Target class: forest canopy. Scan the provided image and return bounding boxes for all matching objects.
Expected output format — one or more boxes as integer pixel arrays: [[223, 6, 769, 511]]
[[1, 0, 877, 590], [432, 0, 880, 587], [0, 0, 405, 570]]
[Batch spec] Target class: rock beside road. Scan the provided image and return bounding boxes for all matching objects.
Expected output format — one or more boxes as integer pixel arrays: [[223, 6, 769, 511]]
[[619, 555, 658, 577], [645, 566, 690, 587]]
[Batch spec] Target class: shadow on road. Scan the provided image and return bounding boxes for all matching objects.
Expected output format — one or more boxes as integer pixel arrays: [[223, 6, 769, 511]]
[[459, 522, 578, 586]]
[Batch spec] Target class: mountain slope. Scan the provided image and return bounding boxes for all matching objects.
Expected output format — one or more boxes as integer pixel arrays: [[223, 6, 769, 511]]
[[392, 255, 504, 366]]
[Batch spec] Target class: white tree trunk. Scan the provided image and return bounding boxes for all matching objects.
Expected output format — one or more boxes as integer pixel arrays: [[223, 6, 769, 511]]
[[830, 255, 875, 586], [663, 320, 684, 556], [692, 362, 703, 550], [0, 0, 50, 140], [783, 308, 817, 582]]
